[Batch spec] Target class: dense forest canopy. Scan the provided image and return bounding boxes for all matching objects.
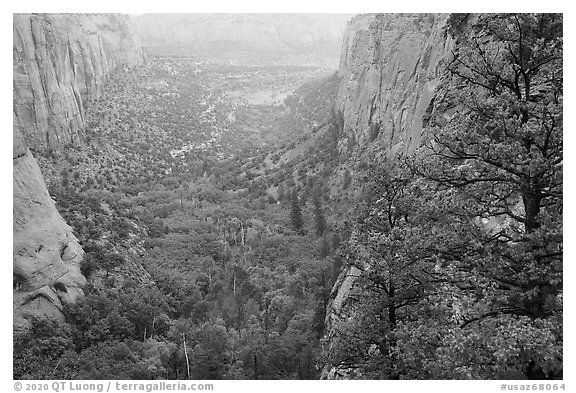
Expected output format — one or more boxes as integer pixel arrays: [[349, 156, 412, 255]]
[[14, 53, 342, 380]]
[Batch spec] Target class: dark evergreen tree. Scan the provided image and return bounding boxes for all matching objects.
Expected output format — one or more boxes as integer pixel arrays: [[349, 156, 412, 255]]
[[413, 13, 563, 379], [319, 235, 330, 259], [417, 12, 563, 321], [289, 189, 304, 234], [312, 190, 327, 237]]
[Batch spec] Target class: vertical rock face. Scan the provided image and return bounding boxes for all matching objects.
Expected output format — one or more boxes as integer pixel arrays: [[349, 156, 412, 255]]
[[322, 13, 455, 378], [13, 13, 146, 329], [13, 118, 86, 329], [13, 13, 145, 152], [335, 13, 453, 158]]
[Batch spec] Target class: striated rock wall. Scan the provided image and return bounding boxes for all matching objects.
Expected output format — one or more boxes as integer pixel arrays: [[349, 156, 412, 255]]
[[13, 13, 145, 153], [13, 13, 146, 328], [335, 13, 453, 158], [13, 117, 86, 329], [322, 13, 456, 378]]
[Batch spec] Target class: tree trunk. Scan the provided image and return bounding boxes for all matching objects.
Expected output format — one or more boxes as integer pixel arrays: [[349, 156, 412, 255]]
[[388, 284, 397, 329], [183, 333, 191, 380], [253, 353, 259, 380], [388, 283, 399, 380], [522, 186, 542, 233]]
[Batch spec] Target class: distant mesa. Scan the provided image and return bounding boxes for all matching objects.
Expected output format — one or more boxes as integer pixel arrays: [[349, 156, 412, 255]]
[[129, 13, 354, 67]]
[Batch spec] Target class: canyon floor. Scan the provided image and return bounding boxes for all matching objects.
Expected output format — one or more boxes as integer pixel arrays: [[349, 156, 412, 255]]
[[16, 53, 346, 380]]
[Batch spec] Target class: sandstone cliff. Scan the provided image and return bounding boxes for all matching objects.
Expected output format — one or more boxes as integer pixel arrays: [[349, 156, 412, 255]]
[[13, 117, 86, 329], [335, 13, 453, 158], [13, 13, 145, 153], [322, 13, 456, 378], [13, 13, 146, 328]]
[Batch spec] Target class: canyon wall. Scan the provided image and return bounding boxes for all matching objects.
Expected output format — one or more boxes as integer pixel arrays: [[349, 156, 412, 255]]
[[13, 117, 86, 329], [322, 13, 456, 378], [13, 13, 146, 329], [335, 13, 453, 158], [13, 13, 145, 153]]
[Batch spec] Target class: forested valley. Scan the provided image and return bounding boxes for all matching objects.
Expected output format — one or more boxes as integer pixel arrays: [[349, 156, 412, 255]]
[[13, 13, 562, 380], [14, 53, 347, 379]]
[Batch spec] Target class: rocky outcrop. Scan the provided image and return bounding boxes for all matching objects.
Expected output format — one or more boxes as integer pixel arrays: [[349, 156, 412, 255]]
[[13, 117, 86, 329], [322, 13, 456, 378], [13, 13, 145, 153], [335, 13, 453, 158], [13, 13, 146, 328]]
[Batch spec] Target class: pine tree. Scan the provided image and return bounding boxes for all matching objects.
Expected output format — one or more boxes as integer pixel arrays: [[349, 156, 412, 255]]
[[290, 189, 304, 234], [412, 13, 563, 378], [319, 235, 330, 259], [418, 12, 563, 320], [312, 190, 327, 237]]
